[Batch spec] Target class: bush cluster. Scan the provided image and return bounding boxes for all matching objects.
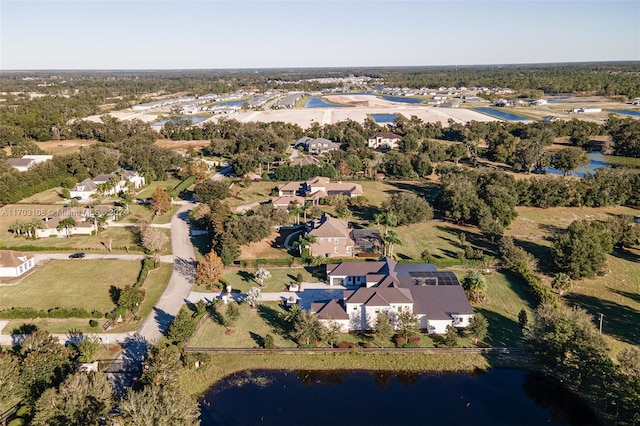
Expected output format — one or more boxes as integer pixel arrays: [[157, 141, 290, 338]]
[[0, 307, 103, 319]]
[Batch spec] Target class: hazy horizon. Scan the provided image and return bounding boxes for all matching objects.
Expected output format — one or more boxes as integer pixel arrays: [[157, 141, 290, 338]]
[[1, 1, 639, 70]]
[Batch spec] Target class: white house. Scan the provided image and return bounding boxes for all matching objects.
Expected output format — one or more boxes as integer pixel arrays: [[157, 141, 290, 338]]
[[320, 257, 475, 334], [69, 178, 98, 200], [531, 99, 548, 107], [35, 205, 117, 238], [6, 155, 53, 172], [367, 132, 402, 150], [0, 250, 35, 278], [69, 170, 145, 200]]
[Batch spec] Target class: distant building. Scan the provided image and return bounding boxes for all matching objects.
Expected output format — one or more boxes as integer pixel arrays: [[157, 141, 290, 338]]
[[273, 177, 363, 209], [295, 137, 341, 154], [573, 107, 602, 114], [367, 132, 401, 150], [530, 99, 548, 106], [6, 154, 53, 172], [0, 250, 35, 278]]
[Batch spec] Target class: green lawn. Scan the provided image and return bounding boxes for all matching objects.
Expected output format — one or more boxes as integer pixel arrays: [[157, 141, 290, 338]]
[[226, 181, 275, 208], [123, 203, 179, 225], [0, 259, 141, 313], [135, 179, 181, 199], [218, 267, 321, 293], [188, 302, 297, 348], [1, 262, 173, 335], [16, 187, 66, 204]]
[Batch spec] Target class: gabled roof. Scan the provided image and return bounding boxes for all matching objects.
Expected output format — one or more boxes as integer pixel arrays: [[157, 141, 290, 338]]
[[410, 286, 474, 319], [0, 250, 32, 268], [308, 214, 350, 238], [92, 173, 117, 183], [346, 287, 413, 305], [271, 195, 305, 207], [7, 158, 34, 168], [74, 178, 97, 191], [307, 176, 331, 186], [312, 299, 349, 320], [290, 155, 321, 167], [279, 181, 302, 192]]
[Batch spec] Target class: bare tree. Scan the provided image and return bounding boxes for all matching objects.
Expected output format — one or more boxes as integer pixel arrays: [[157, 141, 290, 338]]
[[140, 226, 168, 254]]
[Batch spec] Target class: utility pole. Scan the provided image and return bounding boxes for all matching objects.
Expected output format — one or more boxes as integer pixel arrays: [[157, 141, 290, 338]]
[[599, 313, 604, 334]]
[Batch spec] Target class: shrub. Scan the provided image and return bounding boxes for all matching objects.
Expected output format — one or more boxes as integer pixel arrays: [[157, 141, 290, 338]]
[[0, 307, 97, 319], [394, 336, 406, 347], [135, 257, 155, 288], [336, 341, 356, 349], [89, 319, 99, 328], [264, 334, 276, 349], [408, 336, 421, 345], [359, 342, 371, 348]]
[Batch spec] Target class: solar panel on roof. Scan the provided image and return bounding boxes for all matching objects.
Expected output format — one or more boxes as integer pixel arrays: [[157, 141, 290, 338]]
[[408, 272, 459, 286]]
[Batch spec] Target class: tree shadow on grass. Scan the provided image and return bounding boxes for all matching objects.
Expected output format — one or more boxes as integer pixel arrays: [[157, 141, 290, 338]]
[[610, 247, 640, 263], [564, 293, 640, 345], [475, 308, 524, 348], [249, 331, 264, 348], [609, 288, 640, 305], [152, 307, 174, 336], [109, 285, 121, 305], [238, 270, 256, 284], [257, 304, 290, 338], [304, 266, 325, 281]]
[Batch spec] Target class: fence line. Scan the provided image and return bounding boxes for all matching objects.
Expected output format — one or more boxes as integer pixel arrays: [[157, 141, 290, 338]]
[[184, 347, 528, 355]]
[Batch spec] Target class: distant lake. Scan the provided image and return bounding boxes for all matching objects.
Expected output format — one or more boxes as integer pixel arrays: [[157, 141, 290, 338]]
[[214, 99, 247, 107], [304, 97, 344, 108], [200, 369, 600, 426], [371, 113, 398, 123], [380, 95, 424, 104], [152, 116, 209, 127], [545, 151, 611, 177], [474, 107, 533, 122], [608, 109, 640, 118]]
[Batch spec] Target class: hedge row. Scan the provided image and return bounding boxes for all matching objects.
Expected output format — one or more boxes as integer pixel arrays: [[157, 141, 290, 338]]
[[237, 258, 296, 267], [135, 257, 155, 288], [170, 175, 196, 198], [0, 245, 144, 253], [0, 307, 104, 319]]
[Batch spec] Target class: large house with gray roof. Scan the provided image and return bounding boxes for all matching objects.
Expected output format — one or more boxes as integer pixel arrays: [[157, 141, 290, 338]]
[[303, 214, 382, 258], [295, 137, 341, 154], [273, 177, 363, 210], [310, 257, 474, 334]]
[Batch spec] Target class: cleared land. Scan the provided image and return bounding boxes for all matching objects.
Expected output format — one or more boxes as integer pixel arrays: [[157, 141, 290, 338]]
[[34, 139, 98, 155], [0, 259, 140, 313]]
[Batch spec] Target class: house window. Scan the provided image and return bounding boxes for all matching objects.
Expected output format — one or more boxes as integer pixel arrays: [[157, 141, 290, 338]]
[[353, 306, 357, 311], [375, 308, 380, 313], [334, 238, 339, 244], [334, 247, 339, 253], [346, 246, 352, 253], [319, 238, 324, 243]]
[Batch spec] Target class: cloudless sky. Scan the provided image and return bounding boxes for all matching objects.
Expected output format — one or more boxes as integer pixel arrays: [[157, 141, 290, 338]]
[[1, 0, 638, 70]]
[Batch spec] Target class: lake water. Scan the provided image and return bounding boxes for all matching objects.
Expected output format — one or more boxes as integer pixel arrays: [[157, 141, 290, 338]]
[[544, 151, 611, 177], [371, 113, 398, 123], [475, 108, 532, 122], [304, 97, 344, 108], [152, 116, 209, 127], [609, 109, 640, 118], [380, 95, 424, 104], [215, 99, 247, 107], [199, 369, 600, 426]]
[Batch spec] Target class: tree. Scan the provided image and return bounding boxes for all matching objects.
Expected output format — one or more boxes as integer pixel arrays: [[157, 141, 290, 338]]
[[57, 217, 76, 238], [462, 270, 487, 303], [284, 303, 303, 325], [72, 336, 100, 363], [606, 215, 640, 248], [443, 325, 459, 348], [245, 287, 262, 309], [32, 372, 113, 426], [553, 219, 613, 278], [518, 308, 529, 329], [381, 193, 433, 226], [420, 249, 432, 263], [139, 344, 182, 388], [167, 307, 196, 344], [118, 285, 143, 311], [396, 309, 420, 343], [193, 180, 230, 203], [323, 320, 342, 347], [0, 353, 23, 404], [140, 226, 168, 254], [195, 252, 224, 288], [118, 384, 200, 426], [374, 311, 394, 347], [551, 147, 589, 176], [551, 273, 572, 296], [150, 187, 171, 215], [525, 303, 611, 393], [253, 268, 271, 288], [293, 310, 325, 346], [225, 303, 240, 328], [468, 313, 488, 344], [383, 230, 402, 257]]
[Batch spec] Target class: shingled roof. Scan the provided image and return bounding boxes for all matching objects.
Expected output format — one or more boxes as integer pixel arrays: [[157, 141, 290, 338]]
[[311, 299, 349, 320], [0, 250, 32, 268]]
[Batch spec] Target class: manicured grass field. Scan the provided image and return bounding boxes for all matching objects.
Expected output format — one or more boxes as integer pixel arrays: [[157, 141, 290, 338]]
[[1, 262, 173, 335], [16, 187, 66, 204], [188, 302, 297, 349], [218, 267, 320, 293], [135, 179, 182, 199], [0, 259, 141, 313], [236, 230, 291, 261], [123, 203, 179, 225], [179, 352, 491, 399], [226, 181, 275, 208]]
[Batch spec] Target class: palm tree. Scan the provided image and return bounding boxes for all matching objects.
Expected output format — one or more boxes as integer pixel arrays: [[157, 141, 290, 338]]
[[27, 219, 43, 238], [383, 230, 402, 257], [293, 234, 316, 256], [57, 217, 76, 238], [372, 213, 385, 229]]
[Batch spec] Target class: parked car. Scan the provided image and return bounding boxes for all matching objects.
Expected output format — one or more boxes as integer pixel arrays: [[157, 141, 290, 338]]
[[69, 252, 85, 259], [73, 196, 83, 200]]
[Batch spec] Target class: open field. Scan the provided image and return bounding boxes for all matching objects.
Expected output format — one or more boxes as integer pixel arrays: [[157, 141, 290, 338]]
[[0, 262, 172, 335], [134, 179, 182, 199], [236, 230, 291, 261], [154, 138, 210, 154], [35, 139, 98, 155], [15, 187, 66, 204], [0, 259, 141, 313], [219, 266, 321, 293], [123, 203, 179, 225], [179, 352, 491, 399], [188, 302, 297, 349]]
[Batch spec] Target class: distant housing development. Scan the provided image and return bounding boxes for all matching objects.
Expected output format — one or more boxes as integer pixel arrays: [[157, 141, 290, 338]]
[[310, 257, 474, 334]]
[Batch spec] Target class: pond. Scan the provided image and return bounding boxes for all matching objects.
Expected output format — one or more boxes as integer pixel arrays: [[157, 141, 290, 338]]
[[380, 95, 424, 104], [371, 113, 398, 123], [474, 108, 532, 122], [608, 109, 640, 118], [304, 97, 344, 108], [544, 151, 611, 177], [214, 99, 248, 107], [199, 369, 600, 426], [152, 116, 209, 127]]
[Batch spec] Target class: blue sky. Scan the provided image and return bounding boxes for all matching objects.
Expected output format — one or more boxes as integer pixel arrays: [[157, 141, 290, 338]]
[[1, 0, 638, 69]]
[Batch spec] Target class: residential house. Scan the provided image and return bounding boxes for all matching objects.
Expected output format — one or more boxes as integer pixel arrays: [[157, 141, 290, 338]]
[[271, 195, 306, 210], [310, 299, 350, 332], [273, 177, 363, 209], [367, 132, 401, 150], [494, 99, 514, 107], [306, 213, 355, 258], [530, 99, 548, 107], [35, 205, 117, 238], [295, 137, 341, 154], [290, 155, 321, 167], [0, 250, 35, 278], [6, 154, 53, 172], [69, 170, 145, 200], [320, 257, 474, 334]]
